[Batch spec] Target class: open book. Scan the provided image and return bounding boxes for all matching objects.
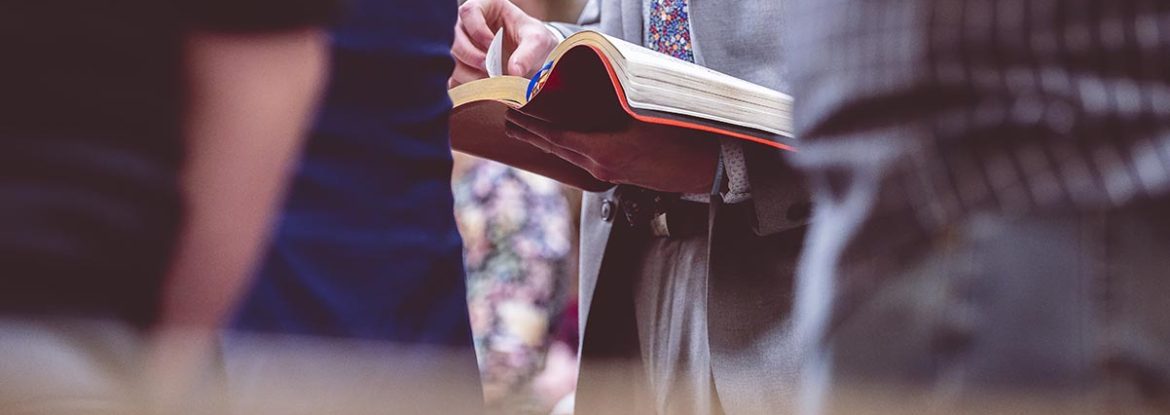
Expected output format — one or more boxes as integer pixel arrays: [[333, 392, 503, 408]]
[[449, 30, 795, 191]]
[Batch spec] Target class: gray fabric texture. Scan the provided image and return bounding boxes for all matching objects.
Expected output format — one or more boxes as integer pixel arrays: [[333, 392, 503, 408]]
[[575, 196, 806, 415], [787, 0, 1170, 231], [632, 228, 719, 415], [796, 197, 1170, 415], [786, 2, 1170, 412]]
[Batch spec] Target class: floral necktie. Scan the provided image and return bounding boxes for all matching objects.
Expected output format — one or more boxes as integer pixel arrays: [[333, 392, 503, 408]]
[[647, 0, 695, 63]]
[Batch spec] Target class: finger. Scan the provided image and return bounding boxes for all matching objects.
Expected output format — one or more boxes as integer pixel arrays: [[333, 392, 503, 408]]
[[504, 110, 588, 150], [504, 120, 554, 152], [458, 1, 500, 50], [451, 26, 488, 71], [450, 62, 488, 87], [508, 27, 556, 77], [503, 109, 554, 131], [505, 121, 600, 172]]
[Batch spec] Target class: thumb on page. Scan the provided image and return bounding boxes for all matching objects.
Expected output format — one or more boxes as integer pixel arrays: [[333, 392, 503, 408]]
[[509, 34, 554, 77]]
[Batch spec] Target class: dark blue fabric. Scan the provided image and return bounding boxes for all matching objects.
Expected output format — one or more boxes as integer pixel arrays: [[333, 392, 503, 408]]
[[0, 0, 334, 327], [232, 0, 471, 346]]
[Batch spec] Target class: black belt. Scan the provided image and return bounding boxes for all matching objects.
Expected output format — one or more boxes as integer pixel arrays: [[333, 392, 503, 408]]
[[609, 187, 709, 238]]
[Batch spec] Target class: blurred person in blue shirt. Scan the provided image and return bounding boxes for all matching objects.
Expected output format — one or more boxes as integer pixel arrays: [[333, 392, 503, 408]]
[[226, 1, 483, 413], [0, 1, 336, 413]]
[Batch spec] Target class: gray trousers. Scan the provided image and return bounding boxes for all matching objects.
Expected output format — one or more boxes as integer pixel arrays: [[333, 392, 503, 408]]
[[577, 195, 805, 415], [797, 193, 1170, 414], [633, 228, 722, 415], [575, 208, 721, 415]]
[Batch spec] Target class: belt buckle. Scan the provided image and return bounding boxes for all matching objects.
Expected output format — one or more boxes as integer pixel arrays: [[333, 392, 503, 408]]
[[617, 187, 676, 237], [650, 212, 672, 238]]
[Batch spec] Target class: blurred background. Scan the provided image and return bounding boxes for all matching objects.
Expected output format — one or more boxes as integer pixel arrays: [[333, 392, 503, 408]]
[[451, 2, 587, 414]]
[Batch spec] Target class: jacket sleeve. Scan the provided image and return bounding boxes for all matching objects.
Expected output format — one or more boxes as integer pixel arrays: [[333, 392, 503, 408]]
[[743, 147, 810, 236], [546, 0, 601, 37]]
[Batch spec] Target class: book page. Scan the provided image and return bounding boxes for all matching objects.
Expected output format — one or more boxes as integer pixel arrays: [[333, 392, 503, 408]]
[[547, 31, 794, 138], [485, 29, 505, 78]]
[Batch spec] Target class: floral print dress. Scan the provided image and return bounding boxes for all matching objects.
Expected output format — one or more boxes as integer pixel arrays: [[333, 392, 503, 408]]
[[453, 159, 573, 411]]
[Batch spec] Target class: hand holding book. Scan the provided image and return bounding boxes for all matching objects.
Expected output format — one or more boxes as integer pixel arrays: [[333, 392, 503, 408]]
[[448, 28, 796, 191], [504, 109, 719, 194]]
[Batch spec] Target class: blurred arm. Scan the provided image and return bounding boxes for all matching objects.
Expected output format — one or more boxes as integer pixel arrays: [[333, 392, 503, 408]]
[[163, 28, 327, 331], [148, 28, 329, 407]]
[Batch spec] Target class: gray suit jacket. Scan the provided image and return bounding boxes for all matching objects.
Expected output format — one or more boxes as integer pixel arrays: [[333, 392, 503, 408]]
[[550, 1, 808, 413]]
